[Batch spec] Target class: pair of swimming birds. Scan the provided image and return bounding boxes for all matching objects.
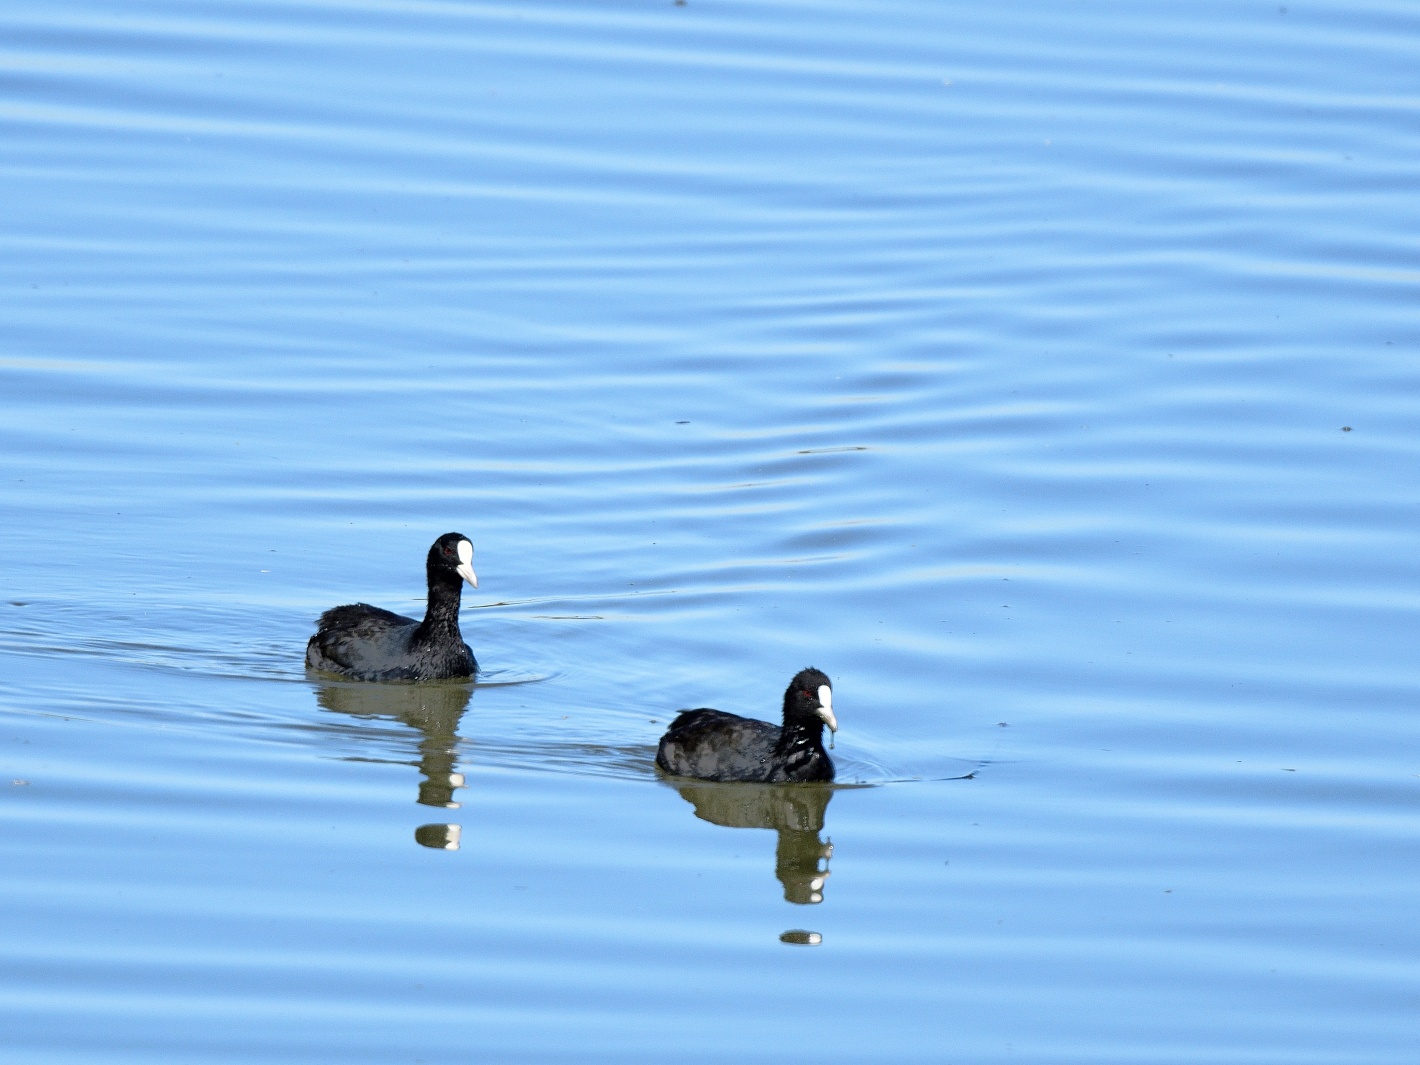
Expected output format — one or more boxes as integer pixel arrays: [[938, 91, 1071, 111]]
[[306, 532, 840, 784]]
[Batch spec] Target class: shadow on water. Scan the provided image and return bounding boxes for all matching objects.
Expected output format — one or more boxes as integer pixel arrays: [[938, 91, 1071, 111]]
[[310, 677, 660, 851], [671, 781, 836, 906], [313, 680, 472, 848]]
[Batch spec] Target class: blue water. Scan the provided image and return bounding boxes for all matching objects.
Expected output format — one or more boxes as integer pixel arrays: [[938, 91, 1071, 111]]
[[3, 0, 1419, 1061]]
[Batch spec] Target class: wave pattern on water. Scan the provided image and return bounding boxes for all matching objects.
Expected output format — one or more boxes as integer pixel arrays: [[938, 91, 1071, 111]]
[[2, 0, 1418, 1062]]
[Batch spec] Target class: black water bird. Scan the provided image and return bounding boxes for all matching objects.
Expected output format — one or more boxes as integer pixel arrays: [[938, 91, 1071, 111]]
[[305, 532, 479, 681], [655, 668, 838, 783]]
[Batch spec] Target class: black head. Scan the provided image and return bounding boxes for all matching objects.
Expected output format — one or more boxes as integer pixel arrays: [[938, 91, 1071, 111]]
[[427, 532, 477, 588], [782, 667, 836, 733]]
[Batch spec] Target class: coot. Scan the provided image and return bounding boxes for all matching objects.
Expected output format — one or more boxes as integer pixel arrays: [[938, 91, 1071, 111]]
[[655, 668, 838, 782], [305, 532, 479, 681]]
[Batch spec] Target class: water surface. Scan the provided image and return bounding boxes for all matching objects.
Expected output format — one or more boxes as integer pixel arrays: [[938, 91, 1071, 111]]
[[3, 0, 1419, 1061]]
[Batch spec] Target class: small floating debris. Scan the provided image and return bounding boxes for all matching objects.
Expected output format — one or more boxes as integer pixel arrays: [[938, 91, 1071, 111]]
[[11, 779, 30, 786], [532, 615, 603, 620], [780, 930, 822, 946], [797, 446, 868, 455]]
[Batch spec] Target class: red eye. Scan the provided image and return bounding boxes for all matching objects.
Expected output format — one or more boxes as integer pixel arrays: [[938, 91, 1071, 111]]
[[802, 690, 813, 697]]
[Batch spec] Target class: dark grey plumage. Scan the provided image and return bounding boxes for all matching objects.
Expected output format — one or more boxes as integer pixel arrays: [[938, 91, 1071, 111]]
[[655, 668, 837, 783], [305, 532, 478, 682]]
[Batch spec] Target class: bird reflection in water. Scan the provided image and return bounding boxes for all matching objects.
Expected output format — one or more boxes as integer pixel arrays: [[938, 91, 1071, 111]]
[[313, 680, 472, 849], [673, 782, 834, 904]]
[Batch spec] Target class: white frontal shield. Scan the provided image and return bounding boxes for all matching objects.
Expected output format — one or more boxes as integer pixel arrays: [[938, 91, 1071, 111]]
[[455, 540, 477, 588]]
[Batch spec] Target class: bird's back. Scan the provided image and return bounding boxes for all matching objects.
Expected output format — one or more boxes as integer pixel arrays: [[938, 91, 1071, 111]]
[[306, 603, 423, 681], [655, 709, 782, 782]]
